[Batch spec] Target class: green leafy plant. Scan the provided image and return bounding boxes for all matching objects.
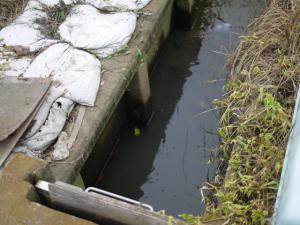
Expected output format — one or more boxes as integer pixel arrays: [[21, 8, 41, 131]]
[[182, 1, 299, 224], [137, 47, 148, 66]]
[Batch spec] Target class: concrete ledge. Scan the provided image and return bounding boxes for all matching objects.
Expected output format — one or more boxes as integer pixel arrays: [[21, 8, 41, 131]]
[[0, 154, 96, 225]]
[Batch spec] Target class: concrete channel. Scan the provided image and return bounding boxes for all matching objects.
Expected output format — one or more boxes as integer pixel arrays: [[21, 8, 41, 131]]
[[0, 0, 196, 224], [49, 0, 195, 184]]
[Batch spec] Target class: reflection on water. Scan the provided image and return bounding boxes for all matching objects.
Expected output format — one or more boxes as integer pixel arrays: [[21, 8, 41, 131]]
[[97, 0, 266, 216]]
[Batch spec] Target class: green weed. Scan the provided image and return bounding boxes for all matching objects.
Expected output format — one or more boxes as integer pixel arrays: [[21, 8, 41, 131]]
[[182, 0, 299, 224]]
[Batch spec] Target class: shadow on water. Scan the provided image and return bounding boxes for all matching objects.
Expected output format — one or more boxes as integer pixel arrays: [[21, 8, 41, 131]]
[[96, 0, 266, 217]]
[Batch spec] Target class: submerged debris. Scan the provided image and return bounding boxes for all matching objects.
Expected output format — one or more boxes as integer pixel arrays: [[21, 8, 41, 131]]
[[186, 0, 300, 224], [0, 0, 28, 29]]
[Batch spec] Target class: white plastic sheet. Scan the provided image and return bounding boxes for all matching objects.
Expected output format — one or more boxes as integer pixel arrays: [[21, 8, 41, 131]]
[[59, 5, 137, 58], [84, 0, 151, 11]]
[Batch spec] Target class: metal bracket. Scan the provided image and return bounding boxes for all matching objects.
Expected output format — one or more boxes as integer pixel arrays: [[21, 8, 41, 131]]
[[85, 187, 154, 212]]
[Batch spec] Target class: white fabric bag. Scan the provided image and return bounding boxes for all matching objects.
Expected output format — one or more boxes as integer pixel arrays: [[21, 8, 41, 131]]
[[59, 5, 137, 58]]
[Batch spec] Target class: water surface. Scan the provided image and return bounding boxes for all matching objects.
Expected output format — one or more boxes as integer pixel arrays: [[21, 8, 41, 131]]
[[97, 0, 266, 216]]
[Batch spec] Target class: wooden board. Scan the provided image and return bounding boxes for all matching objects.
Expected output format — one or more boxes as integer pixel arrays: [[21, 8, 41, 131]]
[[36, 181, 188, 225], [0, 77, 52, 141], [0, 77, 51, 165]]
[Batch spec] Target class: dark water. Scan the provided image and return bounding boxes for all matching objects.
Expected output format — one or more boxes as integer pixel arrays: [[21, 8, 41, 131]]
[[97, 0, 266, 216]]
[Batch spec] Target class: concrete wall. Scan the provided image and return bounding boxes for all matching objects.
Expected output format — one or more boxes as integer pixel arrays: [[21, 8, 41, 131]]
[[81, 0, 175, 188], [175, 0, 195, 27]]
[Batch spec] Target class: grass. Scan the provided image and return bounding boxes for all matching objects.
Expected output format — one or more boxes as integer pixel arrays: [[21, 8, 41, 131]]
[[0, 0, 28, 29], [35, 0, 74, 40], [182, 0, 300, 224]]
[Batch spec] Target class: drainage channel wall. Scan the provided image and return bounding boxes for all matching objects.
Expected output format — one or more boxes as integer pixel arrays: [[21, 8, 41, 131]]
[[81, 0, 196, 187], [0, 0, 195, 224]]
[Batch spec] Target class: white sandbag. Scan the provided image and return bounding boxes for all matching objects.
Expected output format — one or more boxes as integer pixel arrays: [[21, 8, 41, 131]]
[[135, 0, 152, 9], [24, 87, 65, 138], [23, 43, 101, 106], [84, 0, 151, 11], [3, 58, 32, 77], [51, 131, 70, 161], [0, 46, 32, 77], [0, 24, 57, 52], [22, 97, 74, 155], [13, 145, 37, 158], [0, 0, 58, 52], [0, 56, 32, 77], [59, 5, 137, 58]]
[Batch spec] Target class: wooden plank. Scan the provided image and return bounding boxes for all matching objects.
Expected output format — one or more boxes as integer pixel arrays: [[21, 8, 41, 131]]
[[36, 181, 188, 225], [67, 106, 86, 149], [0, 77, 51, 165], [0, 77, 52, 141]]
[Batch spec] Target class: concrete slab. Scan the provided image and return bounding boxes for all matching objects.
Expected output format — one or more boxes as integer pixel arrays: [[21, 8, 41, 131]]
[[0, 77, 52, 166], [0, 154, 96, 225]]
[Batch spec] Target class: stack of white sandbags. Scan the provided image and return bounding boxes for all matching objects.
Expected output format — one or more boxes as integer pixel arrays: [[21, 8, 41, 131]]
[[0, 0, 152, 160]]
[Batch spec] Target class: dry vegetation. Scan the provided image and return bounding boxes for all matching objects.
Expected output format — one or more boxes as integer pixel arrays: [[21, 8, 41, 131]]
[[0, 0, 73, 39], [35, 0, 74, 39], [0, 0, 28, 29], [182, 0, 300, 224]]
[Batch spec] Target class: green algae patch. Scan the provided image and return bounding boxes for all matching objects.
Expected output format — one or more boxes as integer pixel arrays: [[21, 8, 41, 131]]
[[184, 0, 300, 224]]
